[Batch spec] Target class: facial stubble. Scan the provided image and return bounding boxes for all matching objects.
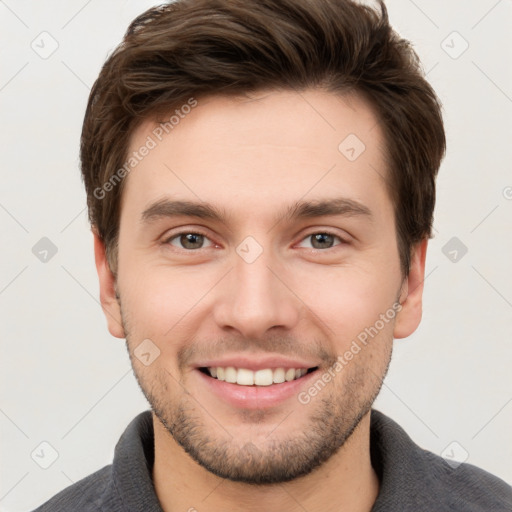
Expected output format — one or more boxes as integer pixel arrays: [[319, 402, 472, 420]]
[[120, 303, 393, 485]]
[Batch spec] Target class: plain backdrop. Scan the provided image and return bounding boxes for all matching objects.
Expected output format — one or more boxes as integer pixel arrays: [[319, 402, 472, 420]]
[[1, 0, 511, 510]]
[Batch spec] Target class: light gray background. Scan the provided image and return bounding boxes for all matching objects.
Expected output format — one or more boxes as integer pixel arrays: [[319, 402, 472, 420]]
[[1, 0, 511, 510]]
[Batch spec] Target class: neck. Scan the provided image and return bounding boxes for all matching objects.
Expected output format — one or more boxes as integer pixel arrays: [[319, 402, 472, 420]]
[[152, 410, 380, 512]]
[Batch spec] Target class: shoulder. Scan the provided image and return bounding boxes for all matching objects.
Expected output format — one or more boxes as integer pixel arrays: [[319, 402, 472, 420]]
[[370, 409, 512, 511], [31, 410, 158, 512], [31, 464, 114, 512], [419, 446, 512, 510]]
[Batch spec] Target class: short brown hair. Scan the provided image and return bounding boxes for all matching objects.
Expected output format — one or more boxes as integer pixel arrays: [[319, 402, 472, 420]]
[[81, 0, 446, 277]]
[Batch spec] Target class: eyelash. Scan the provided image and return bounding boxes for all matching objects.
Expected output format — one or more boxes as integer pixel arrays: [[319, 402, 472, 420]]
[[163, 230, 348, 251]]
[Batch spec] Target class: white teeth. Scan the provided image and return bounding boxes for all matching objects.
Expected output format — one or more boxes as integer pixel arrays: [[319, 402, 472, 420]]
[[285, 368, 296, 382], [224, 366, 237, 383], [254, 369, 273, 386], [237, 368, 254, 385], [273, 368, 285, 384], [207, 366, 313, 386]]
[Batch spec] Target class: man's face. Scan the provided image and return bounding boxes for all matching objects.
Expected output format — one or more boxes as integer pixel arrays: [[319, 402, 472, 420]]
[[97, 89, 424, 484]]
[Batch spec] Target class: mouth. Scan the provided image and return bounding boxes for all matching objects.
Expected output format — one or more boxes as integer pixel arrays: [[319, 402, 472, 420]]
[[198, 366, 319, 386]]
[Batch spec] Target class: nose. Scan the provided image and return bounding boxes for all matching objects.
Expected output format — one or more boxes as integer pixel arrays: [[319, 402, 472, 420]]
[[212, 245, 302, 339]]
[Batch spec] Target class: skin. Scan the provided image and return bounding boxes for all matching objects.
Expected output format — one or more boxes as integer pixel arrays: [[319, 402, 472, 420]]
[[94, 88, 427, 512]]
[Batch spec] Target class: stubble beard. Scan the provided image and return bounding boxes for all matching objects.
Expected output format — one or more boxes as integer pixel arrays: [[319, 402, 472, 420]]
[[122, 316, 392, 485]]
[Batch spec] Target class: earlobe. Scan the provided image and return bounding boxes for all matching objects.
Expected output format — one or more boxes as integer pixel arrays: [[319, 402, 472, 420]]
[[92, 228, 125, 339], [393, 239, 428, 339]]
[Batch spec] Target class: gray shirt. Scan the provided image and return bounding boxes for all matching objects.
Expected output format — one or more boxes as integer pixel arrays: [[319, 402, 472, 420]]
[[32, 409, 512, 511]]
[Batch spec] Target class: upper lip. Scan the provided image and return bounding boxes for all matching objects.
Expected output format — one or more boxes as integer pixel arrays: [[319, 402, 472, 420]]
[[194, 354, 320, 372]]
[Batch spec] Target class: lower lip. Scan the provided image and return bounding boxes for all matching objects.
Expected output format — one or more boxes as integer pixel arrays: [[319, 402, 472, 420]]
[[195, 368, 319, 410]]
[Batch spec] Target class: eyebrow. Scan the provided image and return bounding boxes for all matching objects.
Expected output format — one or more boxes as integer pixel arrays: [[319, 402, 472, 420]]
[[140, 197, 373, 226]]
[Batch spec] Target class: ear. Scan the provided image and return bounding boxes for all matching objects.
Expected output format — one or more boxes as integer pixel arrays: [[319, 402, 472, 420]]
[[393, 239, 428, 339], [92, 228, 125, 339]]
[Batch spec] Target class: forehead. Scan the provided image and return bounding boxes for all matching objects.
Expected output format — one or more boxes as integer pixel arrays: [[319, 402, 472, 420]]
[[120, 88, 391, 225]]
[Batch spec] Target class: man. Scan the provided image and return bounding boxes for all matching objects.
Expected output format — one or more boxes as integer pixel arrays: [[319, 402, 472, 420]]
[[33, 0, 512, 510]]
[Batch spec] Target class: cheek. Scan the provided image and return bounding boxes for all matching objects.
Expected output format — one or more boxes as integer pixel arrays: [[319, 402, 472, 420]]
[[120, 263, 221, 347], [296, 266, 399, 341], [119, 268, 178, 334]]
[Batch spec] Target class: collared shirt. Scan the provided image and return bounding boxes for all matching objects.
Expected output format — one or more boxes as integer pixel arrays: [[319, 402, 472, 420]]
[[32, 409, 512, 511]]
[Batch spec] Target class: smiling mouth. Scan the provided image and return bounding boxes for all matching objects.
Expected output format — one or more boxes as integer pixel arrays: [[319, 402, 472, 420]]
[[198, 366, 319, 386]]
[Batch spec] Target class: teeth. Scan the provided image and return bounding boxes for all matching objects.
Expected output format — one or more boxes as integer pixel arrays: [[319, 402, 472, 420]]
[[273, 368, 285, 384], [254, 369, 273, 386], [237, 368, 254, 385], [206, 366, 313, 386], [285, 368, 296, 382], [225, 366, 237, 383]]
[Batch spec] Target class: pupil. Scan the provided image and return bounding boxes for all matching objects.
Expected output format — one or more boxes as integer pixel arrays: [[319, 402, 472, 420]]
[[313, 233, 332, 249], [182, 233, 203, 249]]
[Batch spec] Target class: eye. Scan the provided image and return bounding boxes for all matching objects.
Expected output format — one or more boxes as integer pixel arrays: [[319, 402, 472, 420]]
[[165, 231, 215, 250], [297, 232, 347, 250]]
